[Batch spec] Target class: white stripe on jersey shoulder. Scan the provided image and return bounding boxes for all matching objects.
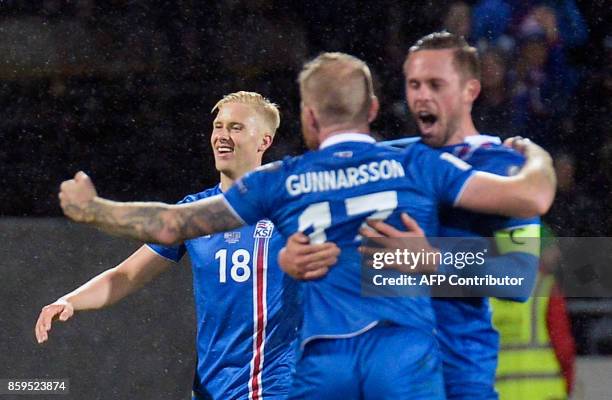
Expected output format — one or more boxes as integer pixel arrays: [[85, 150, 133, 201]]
[[143, 244, 179, 264], [300, 320, 380, 349], [459, 135, 503, 159], [453, 172, 477, 207], [440, 152, 472, 171], [464, 134, 502, 147]]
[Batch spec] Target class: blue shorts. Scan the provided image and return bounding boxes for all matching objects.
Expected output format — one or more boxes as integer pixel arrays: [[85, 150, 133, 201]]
[[289, 324, 445, 399], [444, 381, 498, 400]]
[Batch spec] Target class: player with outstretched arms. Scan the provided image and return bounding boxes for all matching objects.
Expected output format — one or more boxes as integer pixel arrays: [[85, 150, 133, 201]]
[[37, 92, 337, 400], [58, 53, 555, 399]]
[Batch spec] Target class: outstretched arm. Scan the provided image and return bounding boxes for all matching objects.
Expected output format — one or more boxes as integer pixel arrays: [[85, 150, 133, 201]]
[[35, 245, 172, 343], [59, 172, 244, 245], [457, 138, 556, 218]]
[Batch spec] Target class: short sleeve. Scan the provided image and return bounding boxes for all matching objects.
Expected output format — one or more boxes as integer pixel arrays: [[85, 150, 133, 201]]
[[223, 161, 282, 225], [144, 192, 200, 263], [473, 147, 525, 177], [431, 151, 475, 205], [146, 242, 187, 263], [474, 147, 539, 232]]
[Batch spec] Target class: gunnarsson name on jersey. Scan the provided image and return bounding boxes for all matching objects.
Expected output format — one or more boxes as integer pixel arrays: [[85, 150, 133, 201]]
[[286, 159, 406, 196]]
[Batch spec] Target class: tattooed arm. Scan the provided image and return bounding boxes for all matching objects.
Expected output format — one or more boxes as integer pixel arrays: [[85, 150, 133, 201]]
[[84, 196, 244, 244], [59, 172, 244, 245]]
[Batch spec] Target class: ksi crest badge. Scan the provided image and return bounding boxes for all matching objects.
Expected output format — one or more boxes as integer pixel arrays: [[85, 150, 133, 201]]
[[254, 220, 274, 238]]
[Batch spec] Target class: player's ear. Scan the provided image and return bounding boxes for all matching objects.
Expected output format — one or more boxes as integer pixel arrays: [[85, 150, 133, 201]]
[[465, 78, 481, 103], [258, 133, 273, 153], [305, 106, 320, 133], [367, 96, 379, 123]]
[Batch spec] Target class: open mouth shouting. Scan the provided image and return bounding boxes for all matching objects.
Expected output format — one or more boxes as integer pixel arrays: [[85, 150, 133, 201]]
[[416, 111, 438, 134]]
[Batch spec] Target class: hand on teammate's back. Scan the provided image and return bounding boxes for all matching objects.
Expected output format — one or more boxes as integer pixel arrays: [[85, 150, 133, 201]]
[[59, 171, 98, 223], [505, 136, 556, 204], [504, 136, 548, 160], [358, 213, 440, 274], [35, 298, 75, 344], [278, 233, 340, 280]]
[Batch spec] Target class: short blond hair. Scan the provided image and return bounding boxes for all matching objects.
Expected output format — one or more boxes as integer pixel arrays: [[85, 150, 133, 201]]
[[298, 52, 374, 126], [212, 91, 281, 135]]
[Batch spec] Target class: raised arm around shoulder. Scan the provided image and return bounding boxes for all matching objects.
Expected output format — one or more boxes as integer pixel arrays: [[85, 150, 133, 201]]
[[88, 195, 245, 245], [456, 140, 556, 218], [59, 172, 245, 244]]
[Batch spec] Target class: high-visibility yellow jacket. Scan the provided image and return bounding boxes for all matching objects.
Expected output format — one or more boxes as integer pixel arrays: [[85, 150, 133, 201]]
[[491, 274, 567, 400]]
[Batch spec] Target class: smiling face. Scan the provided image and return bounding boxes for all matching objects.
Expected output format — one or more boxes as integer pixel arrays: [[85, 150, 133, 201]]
[[211, 102, 271, 180], [404, 49, 473, 147]]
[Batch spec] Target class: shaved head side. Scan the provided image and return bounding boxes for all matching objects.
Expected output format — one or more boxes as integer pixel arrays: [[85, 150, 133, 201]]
[[298, 52, 374, 127]]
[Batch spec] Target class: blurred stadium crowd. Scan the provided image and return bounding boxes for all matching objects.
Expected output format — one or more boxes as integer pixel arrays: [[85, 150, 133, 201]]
[[0, 0, 609, 237]]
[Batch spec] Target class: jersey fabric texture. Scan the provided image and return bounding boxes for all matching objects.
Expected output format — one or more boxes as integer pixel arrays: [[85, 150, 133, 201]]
[[223, 133, 474, 399], [288, 324, 444, 400], [148, 184, 300, 400], [384, 135, 540, 400]]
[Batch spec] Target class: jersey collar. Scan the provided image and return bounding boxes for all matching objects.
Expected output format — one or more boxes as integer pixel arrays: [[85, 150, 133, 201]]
[[320, 132, 376, 149], [463, 134, 501, 147]]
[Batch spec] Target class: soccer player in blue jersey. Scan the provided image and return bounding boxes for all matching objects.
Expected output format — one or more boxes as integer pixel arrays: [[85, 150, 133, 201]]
[[340, 32, 541, 400], [58, 52, 555, 399], [386, 32, 542, 400], [37, 91, 333, 400], [283, 33, 544, 400]]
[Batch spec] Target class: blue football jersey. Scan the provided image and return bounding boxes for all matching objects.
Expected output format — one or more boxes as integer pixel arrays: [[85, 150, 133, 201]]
[[384, 135, 540, 393], [436, 135, 540, 389], [148, 185, 300, 400], [223, 134, 475, 347]]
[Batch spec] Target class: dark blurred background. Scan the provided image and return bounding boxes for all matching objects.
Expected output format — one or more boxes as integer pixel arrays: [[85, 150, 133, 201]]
[[0, 0, 610, 398], [0, 0, 609, 226], [1, 219, 195, 399]]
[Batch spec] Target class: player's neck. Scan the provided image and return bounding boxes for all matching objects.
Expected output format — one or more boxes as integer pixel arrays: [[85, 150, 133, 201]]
[[219, 174, 235, 192], [318, 123, 371, 145], [219, 162, 263, 192], [444, 118, 479, 146]]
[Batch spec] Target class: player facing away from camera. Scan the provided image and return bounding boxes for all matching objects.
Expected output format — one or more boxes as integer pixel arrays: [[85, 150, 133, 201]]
[[59, 53, 556, 399], [36, 92, 337, 400], [374, 32, 542, 400]]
